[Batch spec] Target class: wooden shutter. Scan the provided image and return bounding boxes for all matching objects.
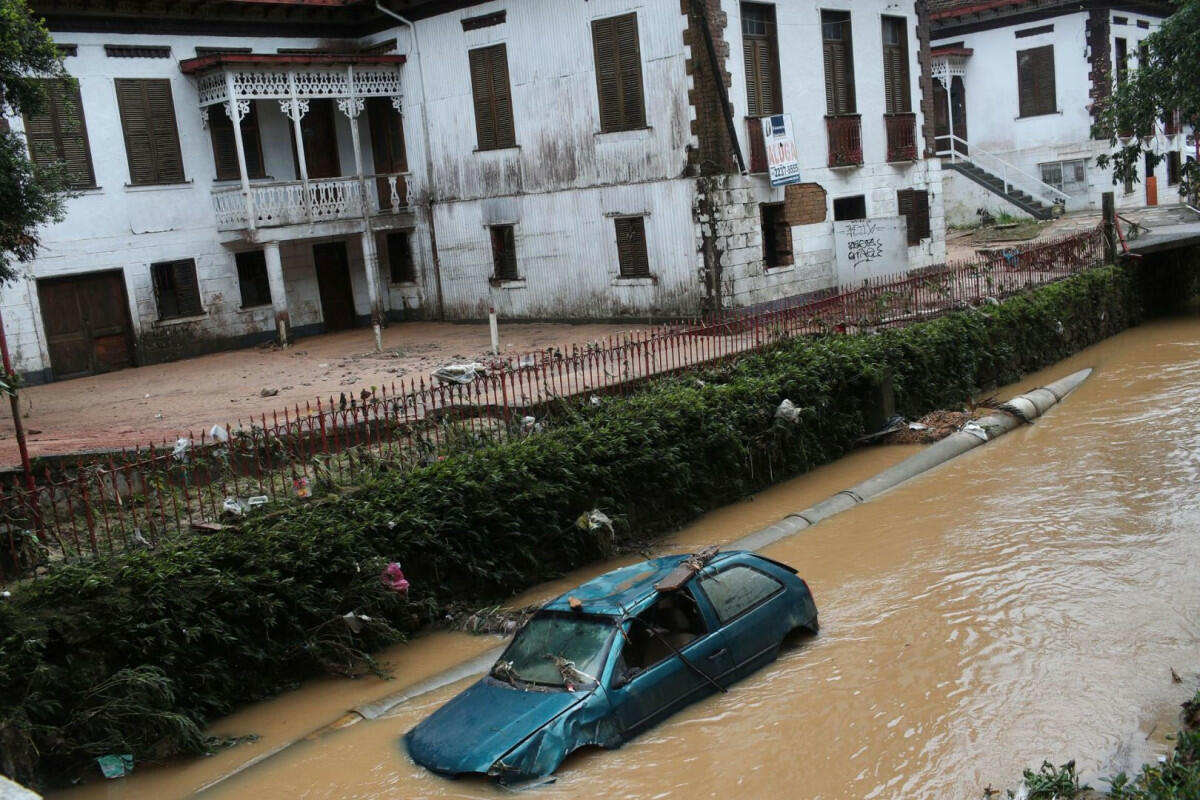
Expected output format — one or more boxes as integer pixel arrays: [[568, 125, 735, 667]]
[[593, 13, 645, 132], [469, 45, 515, 150], [152, 259, 202, 319], [490, 225, 518, 281], [882, 18, 911, 115], [744, 36, 781, 116], [24, 80, 96, 189], [898, 189, 929, 244], [209, 102, 264, 181], [822, 12, 856, 116], [1017, 45, 1055, 117], [615, 217, 650, 278], [115, 78, 184, 185]]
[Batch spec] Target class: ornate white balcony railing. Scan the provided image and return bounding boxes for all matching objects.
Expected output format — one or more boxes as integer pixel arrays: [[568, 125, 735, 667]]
[[212, 173, 410, 231]]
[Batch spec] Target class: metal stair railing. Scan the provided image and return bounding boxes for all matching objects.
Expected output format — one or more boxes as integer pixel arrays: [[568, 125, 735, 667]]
[[937, 135, 1069, 209]]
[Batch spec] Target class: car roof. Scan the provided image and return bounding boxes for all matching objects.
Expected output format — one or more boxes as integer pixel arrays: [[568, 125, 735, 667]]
[[542, 550, 745, 617]]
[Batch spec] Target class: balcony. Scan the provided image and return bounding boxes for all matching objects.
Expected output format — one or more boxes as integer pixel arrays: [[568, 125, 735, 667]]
[[1165, 110, 1182, 136], [826, 115, 863, 168], [212, 173, 410, 232], [885, 113, 918, 162], [746, 117, 768, 174]]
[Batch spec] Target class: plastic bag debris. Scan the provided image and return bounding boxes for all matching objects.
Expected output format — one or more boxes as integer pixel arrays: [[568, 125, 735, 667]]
[[209, 424, 230, 443], [433, 362, 487, 385], [294, 477, 311, 499], [775, 399, 801, 424], [576, 509, 614, 535], [518, 354, 536, 368], [908, 422, 928, 431], [96, 753, 133, 779], [519, 416, 542, 436], [172, 437, 191, 463], [342, 611, 373, 634], [382, 562, 410, 594], [222, 495, 269, 516], [961, 421, 989, 442]]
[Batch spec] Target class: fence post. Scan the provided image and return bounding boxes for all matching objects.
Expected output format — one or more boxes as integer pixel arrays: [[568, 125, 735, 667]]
[[1102, 191, 1117, 263]]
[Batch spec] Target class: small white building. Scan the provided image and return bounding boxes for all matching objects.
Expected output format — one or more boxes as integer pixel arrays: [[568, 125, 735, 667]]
[[929, 0, 1186, 226], [3, 0, 945, 384]]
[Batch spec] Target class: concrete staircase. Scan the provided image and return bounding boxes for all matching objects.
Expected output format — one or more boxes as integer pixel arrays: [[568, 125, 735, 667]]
[[944, 160, 1056, 220]]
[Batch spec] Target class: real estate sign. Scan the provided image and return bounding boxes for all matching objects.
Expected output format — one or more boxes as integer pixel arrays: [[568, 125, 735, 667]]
[[833, 216, 909, 286], [761, 114, 801, 186]]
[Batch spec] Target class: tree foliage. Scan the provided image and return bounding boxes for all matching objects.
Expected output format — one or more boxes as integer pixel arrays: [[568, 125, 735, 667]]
[[1094, 1, 1200, 201], [0, 0, 72, 283]]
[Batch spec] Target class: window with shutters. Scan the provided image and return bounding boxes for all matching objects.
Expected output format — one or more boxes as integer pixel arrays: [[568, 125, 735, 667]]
[[1167, 151, 1182, 186], [468, 44, 516, 150], [115, 78, 185, 185], [1016, 45, 1056, 118], [235, 251, 271, 308], [821, 10, 856, 116], [151, 259, 203, 320], [22, 79, 95, 189], [387, 231, 416, 283], [592, 13, 646, 132], [209, 102, 264, 181], [742, 3, 782, 118], [881, 17, 911, 114], [490, 225, 518, 282], [1114, 37, 1128, 84], [896, 189, 930, 245], [614, 216, 650, 278]]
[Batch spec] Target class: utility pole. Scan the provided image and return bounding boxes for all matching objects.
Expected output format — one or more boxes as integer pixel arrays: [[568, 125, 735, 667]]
[[0, 307, 34, 496]]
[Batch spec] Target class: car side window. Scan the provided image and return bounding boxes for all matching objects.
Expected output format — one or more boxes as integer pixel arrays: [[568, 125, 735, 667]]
[[615, 591, 707, 682], [698, 565, 784, 625]]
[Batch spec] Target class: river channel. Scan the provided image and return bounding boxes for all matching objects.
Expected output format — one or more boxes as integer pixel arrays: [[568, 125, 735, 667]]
[[55, 316, 1200, 799]]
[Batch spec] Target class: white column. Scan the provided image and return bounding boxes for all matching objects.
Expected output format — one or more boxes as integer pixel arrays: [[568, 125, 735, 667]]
[[945, 77, 956, 159], [284, 71, 311, 220], [264, 241, 290, 346], [224, 72, 255, 231], [360, 231, 385, 353]]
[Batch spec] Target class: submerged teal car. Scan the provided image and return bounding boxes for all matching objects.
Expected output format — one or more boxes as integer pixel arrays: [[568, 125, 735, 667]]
[[405, 549, 818, 783]]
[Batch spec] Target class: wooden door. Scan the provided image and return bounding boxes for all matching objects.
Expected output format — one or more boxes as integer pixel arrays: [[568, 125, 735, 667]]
[[313, 241, 356, 331], [292, 98, 341, 179], [37, 271, 135, 380], [367, 97, 407, 210], [933, 77, 968, 156], [1146, 154, 1158, 206]]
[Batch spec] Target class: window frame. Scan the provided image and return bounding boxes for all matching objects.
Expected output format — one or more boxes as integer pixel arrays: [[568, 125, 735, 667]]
[[1016, 44, 1057, 118], [742, 2, 783, 118], [881, 16, 912, 115], [114, 78, 186, 186], [591, 12, 647, 133], [468, 43, 516, 151], [22, 78, 96, 190], [209, 101, 265, 181], [151, 258, 203, 320], [896, 188, 930, 245], [234, 250, 272, 309], [386, 230, 417, 284], [489, 224, 519, 282], [614, 216, 651, 278], [821, 9, 857, 117], [697, 565, 785, 626]]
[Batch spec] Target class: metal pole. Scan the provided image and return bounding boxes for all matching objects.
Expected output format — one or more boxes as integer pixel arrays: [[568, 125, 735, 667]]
[[0, 306, 35, 496]]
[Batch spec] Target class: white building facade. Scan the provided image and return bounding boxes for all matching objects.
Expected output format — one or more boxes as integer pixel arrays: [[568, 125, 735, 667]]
[[930, 0, 1186, 225], [4, 0, 945, 384]]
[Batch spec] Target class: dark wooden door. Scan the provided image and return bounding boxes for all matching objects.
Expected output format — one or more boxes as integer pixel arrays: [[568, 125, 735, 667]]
[[933, 77, 968, 156], [37, 271, 135, 380], [367, 97, 407, 210], [292, 98, 341, 179], [313, 241, 356, 331]]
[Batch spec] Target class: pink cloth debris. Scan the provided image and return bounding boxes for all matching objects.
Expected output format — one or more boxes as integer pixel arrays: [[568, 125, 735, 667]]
[[382, 562, 410, 594]]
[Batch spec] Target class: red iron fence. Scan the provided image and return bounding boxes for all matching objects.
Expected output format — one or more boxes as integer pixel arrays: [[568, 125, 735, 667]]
[[0, 225, 1107, 580]]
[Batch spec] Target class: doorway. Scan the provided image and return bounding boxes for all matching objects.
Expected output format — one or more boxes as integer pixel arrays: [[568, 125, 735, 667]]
[[312, 241, 357, 331], [933, 76, 968, 156], [37, 270, 135, 380], [292, 98, 341, 180], [1145, 152, 1158, 206]]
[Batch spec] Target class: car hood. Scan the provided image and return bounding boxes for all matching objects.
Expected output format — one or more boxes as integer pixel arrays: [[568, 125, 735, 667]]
[[405, 678, 586, 776]]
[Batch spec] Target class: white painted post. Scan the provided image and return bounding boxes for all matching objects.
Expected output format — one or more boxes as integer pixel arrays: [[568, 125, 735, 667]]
[[286, 71, 311, 220], [489, 307, 499, 355], [945, 77, 956, 161], [360, 230, 384, 353], [264, 241, 290, 346], [224, 72, 255, 231], [342, 65, 384, 352]]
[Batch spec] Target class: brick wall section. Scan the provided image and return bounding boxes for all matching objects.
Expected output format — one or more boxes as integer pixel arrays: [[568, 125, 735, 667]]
[[915, 0, 937, 157], [1086, 8, 1112, 140], [682, 0, 736, 173], [784, 183, 827, 225]]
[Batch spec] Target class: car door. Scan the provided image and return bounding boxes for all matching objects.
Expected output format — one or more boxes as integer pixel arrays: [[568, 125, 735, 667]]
[[696, 563, 793, 682], [606, 589, 735, 737]]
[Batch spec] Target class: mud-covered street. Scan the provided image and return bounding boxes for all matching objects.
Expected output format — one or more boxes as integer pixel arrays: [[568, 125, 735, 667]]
[[47, 314, 1200, 799]]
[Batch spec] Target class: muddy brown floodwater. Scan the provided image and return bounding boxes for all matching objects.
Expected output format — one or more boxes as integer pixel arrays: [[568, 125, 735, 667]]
[[52, 316, 1200, 800]]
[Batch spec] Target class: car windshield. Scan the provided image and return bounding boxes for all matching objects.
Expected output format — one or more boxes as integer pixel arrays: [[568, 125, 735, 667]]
[[494, 613, 615, 688]]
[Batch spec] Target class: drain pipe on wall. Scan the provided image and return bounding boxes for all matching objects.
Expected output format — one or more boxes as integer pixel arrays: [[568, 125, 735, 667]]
[[376, 2, 446, 319], [196, 368, 1093, 794]]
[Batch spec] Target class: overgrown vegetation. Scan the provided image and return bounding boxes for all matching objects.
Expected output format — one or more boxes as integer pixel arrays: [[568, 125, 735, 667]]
[[0, 266, 1147, 788]]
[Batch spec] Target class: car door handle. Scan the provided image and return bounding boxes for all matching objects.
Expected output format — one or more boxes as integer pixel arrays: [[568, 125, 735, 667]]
[[707, 648, 728, 660]]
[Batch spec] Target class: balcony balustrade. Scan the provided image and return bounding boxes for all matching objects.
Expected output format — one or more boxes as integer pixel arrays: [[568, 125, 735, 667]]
[[212, 173, 409, 232], [885, 112, 918, 162], [826, 114, 863, 168]]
